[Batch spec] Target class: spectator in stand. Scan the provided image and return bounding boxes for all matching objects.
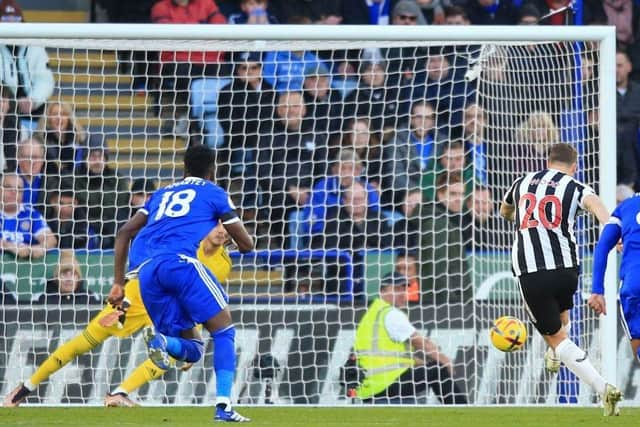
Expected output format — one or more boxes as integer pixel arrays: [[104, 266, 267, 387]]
[[257, 91, 329, 245], [46, 183, 98, 250], [462, 103, 489, 186], [421, 140, 474, 202], [384, 2, 428, 78], [614, 50, 640, 189], [617, 50, 640, 119], [151, 0, 227, 137], [391, 0, 427, 25], [0, 172, 56, 259], [339, 0, 391, 25], [302, 62, 343, 135], [340, 117, 384, 187], [217, 51, 276, 212], [37, 102, 87, 178], [312, 181, 392, 297], [420, 172, 471, 305], [526, 0, 606, 25], [33, 250, 101, 305], [268, 0, 342, 24], [342, 51, 399, 137], [0, 1, 55, 135], [463, 185, 509, 251], [514, 111, 559, 173], [466, 0, 518, 25], [443, 5, 470, 25], [382, 100, 442, 211], [73, 136, 129, 249], [605, 2, 640, 82], [301, 149, 380, 239], [126, 177, 157, 218], [416, 0, 451, 24], [228, 0, 278, 24], [15, 137, 59, 217], [518, 3, 541, 24], [418, 51, 469, 131], [391, 188, 422, 262]]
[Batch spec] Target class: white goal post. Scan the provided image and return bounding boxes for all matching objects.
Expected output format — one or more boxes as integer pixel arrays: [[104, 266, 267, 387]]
[[0, 23, 618, 406]]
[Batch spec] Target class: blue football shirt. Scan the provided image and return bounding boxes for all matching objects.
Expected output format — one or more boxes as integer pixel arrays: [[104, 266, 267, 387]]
[[0, 204, 50, 244], [610, 196, 640, 282], [592, 195, 640, 293], [134, 177, 237, 260]]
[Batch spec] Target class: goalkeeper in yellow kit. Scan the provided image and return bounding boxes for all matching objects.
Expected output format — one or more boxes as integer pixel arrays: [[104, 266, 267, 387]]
[[3, 223, 232, 408]]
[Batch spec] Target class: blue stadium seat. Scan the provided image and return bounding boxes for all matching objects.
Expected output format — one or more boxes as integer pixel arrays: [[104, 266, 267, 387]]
[[190, 77, 232, 148]]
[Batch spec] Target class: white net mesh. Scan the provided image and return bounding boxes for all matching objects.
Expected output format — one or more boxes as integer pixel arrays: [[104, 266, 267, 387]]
[[0, 27, 617, 406]]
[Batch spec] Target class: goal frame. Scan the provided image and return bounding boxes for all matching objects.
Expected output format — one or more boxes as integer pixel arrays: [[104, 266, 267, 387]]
[[0, 22, 617, 397]]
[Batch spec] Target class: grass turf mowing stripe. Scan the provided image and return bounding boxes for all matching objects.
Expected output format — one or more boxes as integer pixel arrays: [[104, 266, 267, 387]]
[[2, 407, 639, 427]]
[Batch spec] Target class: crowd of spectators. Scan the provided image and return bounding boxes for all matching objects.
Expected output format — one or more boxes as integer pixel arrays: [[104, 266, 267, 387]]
[[0, 0, 638, 304]]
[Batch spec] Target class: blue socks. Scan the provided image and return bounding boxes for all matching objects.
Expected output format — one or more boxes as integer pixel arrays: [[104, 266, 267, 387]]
[[213, 326, 236, 400], [160, 325, 236, 402], [165, 336, 205, 363]]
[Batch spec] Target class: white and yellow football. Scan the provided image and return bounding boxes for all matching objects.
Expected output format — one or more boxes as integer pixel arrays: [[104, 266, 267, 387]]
[[490, 316, 528, 352]]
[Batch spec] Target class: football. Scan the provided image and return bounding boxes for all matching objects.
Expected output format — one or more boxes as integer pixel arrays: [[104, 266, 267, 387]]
[[490, 316, 528, 352]]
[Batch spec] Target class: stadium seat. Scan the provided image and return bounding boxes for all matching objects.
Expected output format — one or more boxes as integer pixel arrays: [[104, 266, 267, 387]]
[[190, 77, 232, 149]]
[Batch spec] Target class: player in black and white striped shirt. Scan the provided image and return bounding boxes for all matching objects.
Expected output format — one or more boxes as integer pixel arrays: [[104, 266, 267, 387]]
[[500, 143, 622, 415]]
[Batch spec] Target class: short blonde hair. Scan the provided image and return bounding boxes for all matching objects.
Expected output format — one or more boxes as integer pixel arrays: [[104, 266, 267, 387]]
[[55, 250, 82, 279], [517, 111, 559, 145]]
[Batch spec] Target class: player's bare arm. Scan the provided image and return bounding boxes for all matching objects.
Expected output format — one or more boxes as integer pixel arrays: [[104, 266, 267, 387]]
[[583, 194, 610, 225], [500, 201, 515, 222], [223, 220, 254, 253], [108, 211, 148, 305]]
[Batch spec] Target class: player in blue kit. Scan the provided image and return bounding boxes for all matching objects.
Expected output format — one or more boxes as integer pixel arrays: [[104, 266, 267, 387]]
[[589, 193, 640, 362], [107, 145, 254, 422]]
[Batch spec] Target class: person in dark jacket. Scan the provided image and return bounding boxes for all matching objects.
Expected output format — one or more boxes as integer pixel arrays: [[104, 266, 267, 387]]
[[257, 91, 329, 244], [217, 52, 276, 210], [302, 62, 343, 135], [312, 181, 393, 297], [466, 0, 519, 25], [15, 137, 59, 218], [382, 100, 444, 210], [46, 184, 98, 250], [37, 101, 87, 178], [33, 250, 101, 305], [342, 55, 400, 136], [73, 136, 129, 249], [419, 172, 472, 305]]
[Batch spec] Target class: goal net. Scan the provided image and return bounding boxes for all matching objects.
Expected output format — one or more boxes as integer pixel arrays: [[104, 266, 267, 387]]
[[0, 24, 619, 406]]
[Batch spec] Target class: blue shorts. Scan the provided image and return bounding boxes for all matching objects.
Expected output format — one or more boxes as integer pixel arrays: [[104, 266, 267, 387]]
[[620, 277, 640, 340], [139, 253, 228, 337]]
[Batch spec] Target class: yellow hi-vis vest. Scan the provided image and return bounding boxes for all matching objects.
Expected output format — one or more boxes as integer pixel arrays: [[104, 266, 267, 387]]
[[354, 298, 415, 398]]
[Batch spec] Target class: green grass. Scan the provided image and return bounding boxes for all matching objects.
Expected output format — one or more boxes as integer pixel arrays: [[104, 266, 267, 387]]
[[2, 407, 640, 427]]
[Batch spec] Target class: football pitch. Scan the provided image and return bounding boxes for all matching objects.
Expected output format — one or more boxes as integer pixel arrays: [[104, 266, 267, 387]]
[[3, 407, 640, 426]]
